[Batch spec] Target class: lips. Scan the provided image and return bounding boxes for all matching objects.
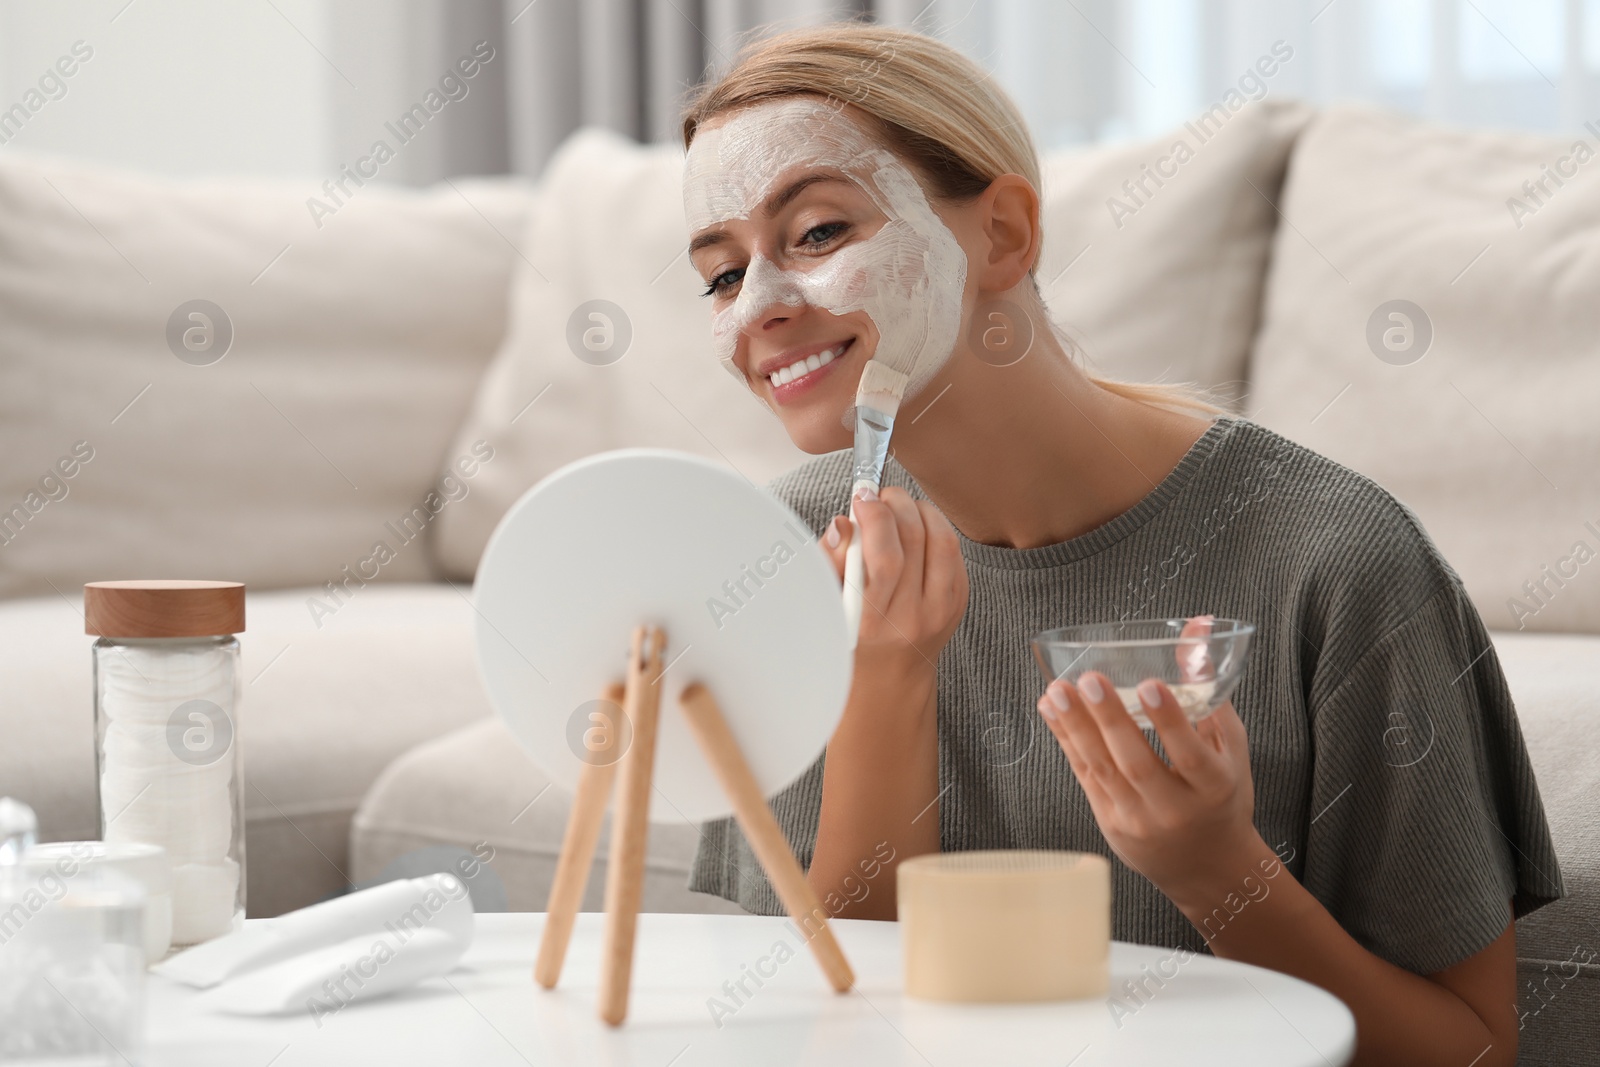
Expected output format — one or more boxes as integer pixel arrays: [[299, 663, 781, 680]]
[[761, 337, 854, 388]]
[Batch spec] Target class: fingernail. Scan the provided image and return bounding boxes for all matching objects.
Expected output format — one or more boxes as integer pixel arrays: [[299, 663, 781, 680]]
[[1046, 684, 1071, 713], [1079, 674, 1104, 704], [1138, 679, 1162, 708], [825, 519, 841, 548], [1037, 698, 1058, 723], [854, 485, 877, 503]]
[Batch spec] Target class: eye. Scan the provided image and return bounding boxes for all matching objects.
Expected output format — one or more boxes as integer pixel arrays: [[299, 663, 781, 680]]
[[698, 221, 851, 299], [701, 267, 743, 298], [799, 221, 849, 249]]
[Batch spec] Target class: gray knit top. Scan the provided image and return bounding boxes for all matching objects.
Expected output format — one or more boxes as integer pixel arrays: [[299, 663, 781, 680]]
[[687, 413, 1563, 975]]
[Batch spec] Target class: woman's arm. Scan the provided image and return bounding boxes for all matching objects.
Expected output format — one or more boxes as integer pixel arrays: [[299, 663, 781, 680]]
[[808, 655, 940, 920], [807, 486, 968, 920], [1038, 673, 1519, 1067], [1173, 832, 1517, 1067]]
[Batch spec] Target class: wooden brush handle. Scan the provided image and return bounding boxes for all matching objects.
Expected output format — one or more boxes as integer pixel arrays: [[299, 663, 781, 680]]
[[841, 508, 865, 649]]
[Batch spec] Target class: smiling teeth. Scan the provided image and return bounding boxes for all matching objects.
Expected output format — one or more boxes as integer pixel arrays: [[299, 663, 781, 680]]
[[772, 346, 839, 387]]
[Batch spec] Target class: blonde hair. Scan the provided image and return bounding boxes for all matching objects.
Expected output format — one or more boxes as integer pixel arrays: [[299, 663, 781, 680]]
[[682, 21, 1225, 417]]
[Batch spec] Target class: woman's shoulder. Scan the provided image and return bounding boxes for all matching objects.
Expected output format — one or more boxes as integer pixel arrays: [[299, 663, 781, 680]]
[[1215, 416, 1478, 689], [1219, 415, 1461, 589]]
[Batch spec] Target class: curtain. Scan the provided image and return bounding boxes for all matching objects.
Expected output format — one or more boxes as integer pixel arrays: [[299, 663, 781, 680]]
[[0, 0, 1589, 183], [499, 0, 1596, 179], [501, 0, 871, 177]]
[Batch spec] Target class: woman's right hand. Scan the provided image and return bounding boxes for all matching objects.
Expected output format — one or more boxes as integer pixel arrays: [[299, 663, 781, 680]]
[[822, 486, 969, 679]]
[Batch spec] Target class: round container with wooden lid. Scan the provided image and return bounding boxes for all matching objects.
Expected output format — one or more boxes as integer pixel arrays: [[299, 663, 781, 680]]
[[897, 849, 1110, 1002], [86, 580, 246, 949]]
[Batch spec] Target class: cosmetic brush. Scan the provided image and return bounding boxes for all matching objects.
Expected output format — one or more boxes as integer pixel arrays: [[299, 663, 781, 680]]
[[841, 359, 909, 648]]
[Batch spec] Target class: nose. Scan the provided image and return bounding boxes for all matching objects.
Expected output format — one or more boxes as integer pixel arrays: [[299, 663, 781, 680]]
[[733, 254, 806, 338]]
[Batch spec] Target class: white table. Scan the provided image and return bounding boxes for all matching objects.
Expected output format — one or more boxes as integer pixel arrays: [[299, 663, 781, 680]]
[[146, 912, 1354, 1066]]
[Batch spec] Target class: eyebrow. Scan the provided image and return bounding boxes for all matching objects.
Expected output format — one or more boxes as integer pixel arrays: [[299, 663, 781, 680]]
[[688, 173, 852, 255]]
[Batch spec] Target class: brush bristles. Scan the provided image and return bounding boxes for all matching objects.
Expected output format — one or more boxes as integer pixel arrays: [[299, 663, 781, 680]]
[[855, 360, 910, 417]]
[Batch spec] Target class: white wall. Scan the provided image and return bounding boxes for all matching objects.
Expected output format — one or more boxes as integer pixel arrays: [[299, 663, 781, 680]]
[[0, 0, 333, 178], [0, 0, 508, 183]]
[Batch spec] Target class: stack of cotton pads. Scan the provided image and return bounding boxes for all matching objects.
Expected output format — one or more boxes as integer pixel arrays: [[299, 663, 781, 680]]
[[99, 641, 239, 945]]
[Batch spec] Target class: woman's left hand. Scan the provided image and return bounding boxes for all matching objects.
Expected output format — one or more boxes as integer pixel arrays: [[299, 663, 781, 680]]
[[1036, 618, 1264, 909]]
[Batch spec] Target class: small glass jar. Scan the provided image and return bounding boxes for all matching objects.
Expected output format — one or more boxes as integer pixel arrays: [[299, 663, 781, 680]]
[[86, 580, 246, 948], [0, 834, 147, 1062], [28, 841, 173, 964]]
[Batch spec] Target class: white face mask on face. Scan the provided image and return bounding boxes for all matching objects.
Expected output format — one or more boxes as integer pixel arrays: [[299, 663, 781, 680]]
[[683, 97, 969, 412]]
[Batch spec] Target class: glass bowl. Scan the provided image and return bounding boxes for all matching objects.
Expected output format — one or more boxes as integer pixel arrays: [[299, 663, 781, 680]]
[[1031, 617, 1255, 729]]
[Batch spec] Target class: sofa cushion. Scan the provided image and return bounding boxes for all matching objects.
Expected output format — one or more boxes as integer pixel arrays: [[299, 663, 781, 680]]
[[1246, 106, 1600, 635], [0, 151, 533, 598], [1492, 633, 1598, 949], [431, 128, 811, 580], [435, 102, 1311, 578], [350, 718, 746, 915], [0, 582, 493, 918], [1036, 98, 1310, 404], [1493, 631, 1600, 1065]]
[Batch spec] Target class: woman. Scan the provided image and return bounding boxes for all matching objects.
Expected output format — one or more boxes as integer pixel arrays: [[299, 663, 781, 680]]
[[679, 23, 1559, 1066]]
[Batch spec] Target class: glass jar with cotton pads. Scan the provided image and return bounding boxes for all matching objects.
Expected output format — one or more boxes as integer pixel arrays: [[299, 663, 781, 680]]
[[86, 579, 246, 948]]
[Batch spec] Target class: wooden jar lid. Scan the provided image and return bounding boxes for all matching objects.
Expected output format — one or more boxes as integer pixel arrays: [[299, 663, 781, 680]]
[[84, 580, 246, 638], [898, 849, 1110, 1002]]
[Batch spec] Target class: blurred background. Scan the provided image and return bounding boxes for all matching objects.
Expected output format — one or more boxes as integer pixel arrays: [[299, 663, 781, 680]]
[[1, 0, 1593, 183]]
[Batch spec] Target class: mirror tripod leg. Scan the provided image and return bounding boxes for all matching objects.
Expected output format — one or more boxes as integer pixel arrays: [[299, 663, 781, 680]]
[[676, 681, 855, 993], [535, 680, 626, 989], [598, 625, 665, 1026]]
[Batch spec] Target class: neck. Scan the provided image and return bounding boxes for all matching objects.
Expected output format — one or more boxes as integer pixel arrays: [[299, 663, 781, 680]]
[[890, 322, 1215, 551]]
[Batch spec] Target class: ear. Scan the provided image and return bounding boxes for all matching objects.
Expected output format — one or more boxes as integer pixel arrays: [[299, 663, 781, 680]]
[[973, 173, 1041, 294]]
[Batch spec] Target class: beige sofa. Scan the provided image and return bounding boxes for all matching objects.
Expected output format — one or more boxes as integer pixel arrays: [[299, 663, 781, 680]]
[[2, 100, 1595, 1064]]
